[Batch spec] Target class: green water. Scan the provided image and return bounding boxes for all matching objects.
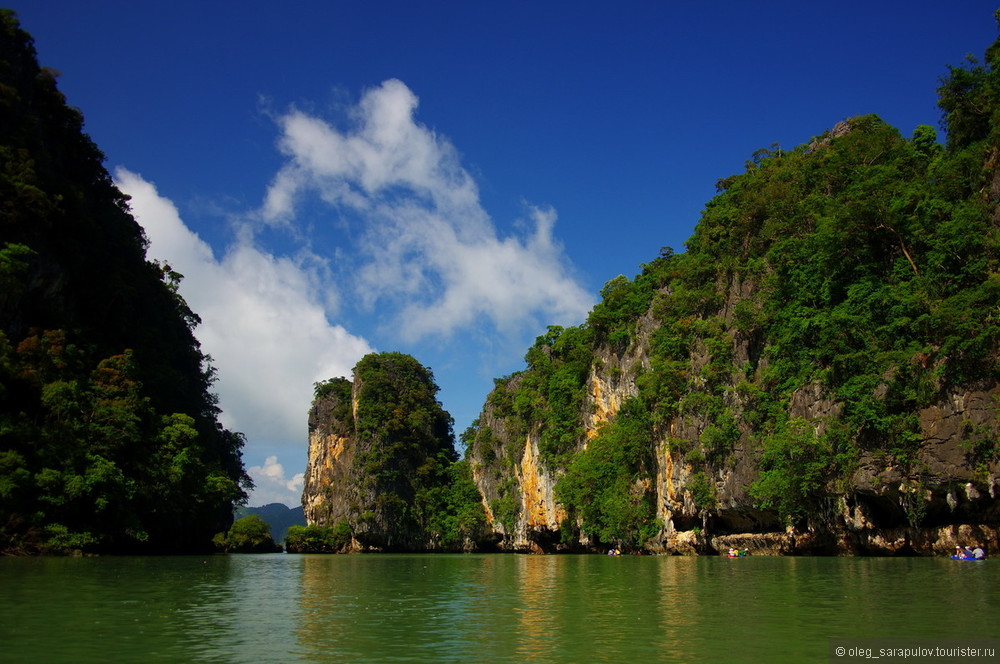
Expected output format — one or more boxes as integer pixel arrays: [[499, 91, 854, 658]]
[[1, 554, 998, 663]]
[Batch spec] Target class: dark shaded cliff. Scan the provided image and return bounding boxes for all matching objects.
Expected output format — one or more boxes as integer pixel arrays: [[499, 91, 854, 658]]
[[0, 12, 250, 554]]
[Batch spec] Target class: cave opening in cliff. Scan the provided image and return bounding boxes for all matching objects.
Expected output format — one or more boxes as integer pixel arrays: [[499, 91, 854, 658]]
[[851, 493, 908, 529]]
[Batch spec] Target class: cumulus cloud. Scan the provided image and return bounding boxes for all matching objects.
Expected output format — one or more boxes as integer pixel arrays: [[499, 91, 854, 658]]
[[247, 456, 304, 507], [115, 168, 373, 450], [262, 78, 593, 340], [114, 79, 593, 507]]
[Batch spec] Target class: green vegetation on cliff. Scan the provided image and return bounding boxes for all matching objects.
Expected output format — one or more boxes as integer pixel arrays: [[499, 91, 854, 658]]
[[353, 352, 458, 546], [470, 16, 1000, 547], [0, 12, 251, 554], [285, 522, 354, 553], [307, 352, 487, 551], [556, 397, 659, 547]]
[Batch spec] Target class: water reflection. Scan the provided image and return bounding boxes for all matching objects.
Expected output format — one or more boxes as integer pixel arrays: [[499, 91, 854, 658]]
[[653, 556, 699, 661], [3, 554, 1000, 663], [294, 554, 508, 662], [0, 555, 300, 663], [513, 554, 558, 661], [177, 554, 303, 661]]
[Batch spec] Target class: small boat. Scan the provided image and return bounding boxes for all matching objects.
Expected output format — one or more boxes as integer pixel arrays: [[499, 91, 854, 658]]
[[951, 555, 986, 561]]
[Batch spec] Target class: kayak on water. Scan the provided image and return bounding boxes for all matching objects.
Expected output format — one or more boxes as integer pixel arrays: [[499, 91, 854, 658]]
[[952, 546, 986, 561]]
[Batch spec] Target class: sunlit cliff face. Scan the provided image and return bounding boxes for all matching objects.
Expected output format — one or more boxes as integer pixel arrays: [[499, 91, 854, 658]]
[[303, 432, 352, 525]]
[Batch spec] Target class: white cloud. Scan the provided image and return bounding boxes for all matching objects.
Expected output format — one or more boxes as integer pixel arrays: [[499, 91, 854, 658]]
[[113, 79, 593, 507], [263, 78, 593, 340], [115, 167, 373, 455], [247, 456, 304, 507]]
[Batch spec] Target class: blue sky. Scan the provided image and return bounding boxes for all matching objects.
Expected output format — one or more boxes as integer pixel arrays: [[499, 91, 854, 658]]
[[14, 1, 998, 506]]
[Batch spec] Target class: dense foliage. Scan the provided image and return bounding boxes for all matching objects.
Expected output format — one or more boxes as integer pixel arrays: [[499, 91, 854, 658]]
[[352, 352, 457, 545], [471, 17, 1000, 544], [285, 522, 353, 553], [0, 12, 251, 554], [418, 458, 489, 549], [310, 352, 487, 550], [212, 515, 281, 553], [555, 397, 659, 549], [312, 376, 354, 432]]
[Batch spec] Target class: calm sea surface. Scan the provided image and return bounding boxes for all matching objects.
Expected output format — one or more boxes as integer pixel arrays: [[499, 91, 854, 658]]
[[2, 553, 998, 663]]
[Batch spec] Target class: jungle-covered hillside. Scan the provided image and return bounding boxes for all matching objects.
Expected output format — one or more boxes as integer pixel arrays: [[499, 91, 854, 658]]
[[462, 16, 1000, 553], [0, 11, 251, 554]]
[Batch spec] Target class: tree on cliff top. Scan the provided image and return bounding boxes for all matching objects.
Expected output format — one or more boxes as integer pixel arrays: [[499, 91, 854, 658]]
[[307, 352, 486, 551], [352, 352, 458, 548], [0, 11, 251, 554]]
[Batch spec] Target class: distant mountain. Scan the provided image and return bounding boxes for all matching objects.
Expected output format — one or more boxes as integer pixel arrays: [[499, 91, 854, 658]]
[[237, 503, 305, 544]]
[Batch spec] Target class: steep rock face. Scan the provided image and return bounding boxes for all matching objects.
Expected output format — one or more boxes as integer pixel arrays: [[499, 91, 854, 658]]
[[468, 333, 646, 551], [467, 374, 547, 551], [302, 391, 357, 529], [637, 273, 999, 555], [468, 434, 567, 552], [301, 353, 464, 552], [302, 373, 406, 551], [585, 326, 647, 437], [466, 108, 1000, 555], [470, 312, 999, 554], [655, 382, 1000, 556]]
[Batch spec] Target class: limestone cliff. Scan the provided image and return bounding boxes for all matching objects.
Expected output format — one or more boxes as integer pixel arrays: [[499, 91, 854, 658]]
[[307, 29, 1000, 556], [302, 383, 357, 529], [468, 284, 999, 555], [466, 107, 1000, 555], [301, 353, 466, 551]]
